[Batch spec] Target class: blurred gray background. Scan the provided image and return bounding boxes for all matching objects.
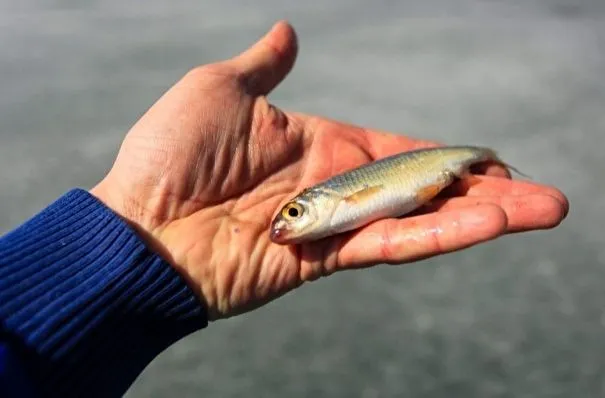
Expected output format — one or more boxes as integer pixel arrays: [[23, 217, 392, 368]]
[[1, 1, 604, 397]]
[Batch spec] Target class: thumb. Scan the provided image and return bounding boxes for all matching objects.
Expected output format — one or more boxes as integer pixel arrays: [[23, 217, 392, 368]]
[[231, 20, 298, 96]]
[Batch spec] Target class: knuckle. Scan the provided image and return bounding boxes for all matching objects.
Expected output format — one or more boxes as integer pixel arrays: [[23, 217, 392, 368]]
[[379, 221, 395, 260]]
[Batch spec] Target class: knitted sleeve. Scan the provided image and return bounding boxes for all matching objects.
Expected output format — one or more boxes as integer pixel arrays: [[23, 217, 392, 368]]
[[0, 189, 208, 397]]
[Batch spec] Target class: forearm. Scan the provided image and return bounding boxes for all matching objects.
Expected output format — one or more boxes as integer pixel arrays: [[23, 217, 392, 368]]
[[0, 189, 208, 397]]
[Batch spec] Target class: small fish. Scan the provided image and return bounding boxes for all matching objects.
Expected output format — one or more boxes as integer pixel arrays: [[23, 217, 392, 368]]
[[269, 145, 526, 245]]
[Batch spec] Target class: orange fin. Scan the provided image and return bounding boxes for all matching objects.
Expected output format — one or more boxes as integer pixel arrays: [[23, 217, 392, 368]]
[[415, 183, 444, 203], [344, 185, 383, 204]]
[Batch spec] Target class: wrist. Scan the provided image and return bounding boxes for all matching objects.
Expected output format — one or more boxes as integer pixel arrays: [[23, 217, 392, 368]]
[[89, 177, 137, 231], [0, 189, 208, 397], [89, 178, 162, 262], [89, 178, 203, 305]]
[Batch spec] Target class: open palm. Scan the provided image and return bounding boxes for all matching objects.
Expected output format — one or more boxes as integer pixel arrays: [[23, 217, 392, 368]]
[[92, 22, 568, 321]]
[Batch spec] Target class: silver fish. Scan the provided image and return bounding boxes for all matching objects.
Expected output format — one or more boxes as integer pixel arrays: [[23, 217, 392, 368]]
[[269, 145, 524, 244]]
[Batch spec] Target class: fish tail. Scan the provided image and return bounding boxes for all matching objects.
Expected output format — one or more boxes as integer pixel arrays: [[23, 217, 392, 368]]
[[480, 147, 532, 179]]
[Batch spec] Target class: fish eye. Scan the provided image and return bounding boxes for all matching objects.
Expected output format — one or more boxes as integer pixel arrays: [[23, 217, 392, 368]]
[[282, 202, 304, 219]]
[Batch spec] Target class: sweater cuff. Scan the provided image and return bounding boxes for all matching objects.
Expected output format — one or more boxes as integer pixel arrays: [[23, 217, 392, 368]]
[[0, 189, 208, 397]]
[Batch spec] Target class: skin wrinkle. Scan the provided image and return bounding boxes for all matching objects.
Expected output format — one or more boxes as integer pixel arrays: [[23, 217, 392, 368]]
[[235, 222, 260, 303], [225, 120, 305, 217], [251, 100, 300, 174], [298, 237, 341, 282], [299, 246, 324, 282], [429, 213, 448, 254], [214, 219, 270, 319], [228, 175, 298, 229], [320, 237, 342, 277], [231, 179, 293, 216], [210, 217, 236, 319], [208, 99, 290, 207], [249, 241, 270, 302], [123, 138, 218, 228], [379, 220, 395, 261], [257, 103, 285, 170], [126, 95, 302, 255], [195, 203, 271, 319], [246, 227, 271, 303], [217, 137, 238, 198], [128, 134, 169, 170], [283, 114, 306, 155], [280, 250, 303, 292], [228, 224, 250, 317], [213, 122, 239, 199], [229, 133, 249, 196], [298, 124, 338, 187], [117, 69, 259, 223], [262, 245, 302, 300], [263, 261, 284, 303], [316, 242, 332, 278], [334, 232, 366, 270], [248, 102, 273, 181], [188, 228, 219, 313], [190, 151, 210, 208], [229, 165, 293, 216], [112, 181, 168, 233], [297, 115, 321, 152], [160, 208, 236, 317], [187, 134, 215, 203], [182, 79, 244, 204]]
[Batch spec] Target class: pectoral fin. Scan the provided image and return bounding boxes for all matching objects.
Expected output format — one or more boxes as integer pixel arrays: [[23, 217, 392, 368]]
[[344, 185, 383, 204], [415, 170, 459, 203]]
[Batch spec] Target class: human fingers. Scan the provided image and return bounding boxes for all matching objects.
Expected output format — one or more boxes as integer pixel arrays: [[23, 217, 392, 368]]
[[419, 194, 567, 233], [440, 176, 569, 216], [335, 203, 507, 269], [230, 20, 298, 96]]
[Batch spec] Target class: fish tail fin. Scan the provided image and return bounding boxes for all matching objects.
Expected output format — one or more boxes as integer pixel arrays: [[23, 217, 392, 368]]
[[481, 147, 532, 179]]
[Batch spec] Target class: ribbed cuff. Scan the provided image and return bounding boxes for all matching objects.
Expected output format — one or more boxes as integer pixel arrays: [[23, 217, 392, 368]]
[[0, 189, 208, 397]]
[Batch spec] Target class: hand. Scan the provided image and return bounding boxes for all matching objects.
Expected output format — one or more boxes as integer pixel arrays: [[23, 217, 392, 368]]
[[90, 21, 569, 321]]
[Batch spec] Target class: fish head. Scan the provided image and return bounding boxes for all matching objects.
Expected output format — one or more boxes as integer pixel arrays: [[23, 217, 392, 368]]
[[270, 188, 339, 244]]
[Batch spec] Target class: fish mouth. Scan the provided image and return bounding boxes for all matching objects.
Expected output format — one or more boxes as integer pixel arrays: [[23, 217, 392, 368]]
[[270, 225, 311, 245], [270, 225, 301, 245], [269, 218, 294, 244], [269, 227, 288, 243]]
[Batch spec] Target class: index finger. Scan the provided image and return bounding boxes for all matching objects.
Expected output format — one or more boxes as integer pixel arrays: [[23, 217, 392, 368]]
[[334, 203, 508, 270]]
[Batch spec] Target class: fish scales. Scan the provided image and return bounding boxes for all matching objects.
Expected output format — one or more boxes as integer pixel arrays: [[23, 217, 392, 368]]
[[270, 146, 519, 244]]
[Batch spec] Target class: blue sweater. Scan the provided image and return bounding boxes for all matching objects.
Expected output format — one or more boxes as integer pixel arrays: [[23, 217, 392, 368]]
[[0, 189, 208, 397]]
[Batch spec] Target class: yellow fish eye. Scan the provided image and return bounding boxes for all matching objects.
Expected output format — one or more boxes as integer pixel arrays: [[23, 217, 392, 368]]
[[282, 202, 304, 219]]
